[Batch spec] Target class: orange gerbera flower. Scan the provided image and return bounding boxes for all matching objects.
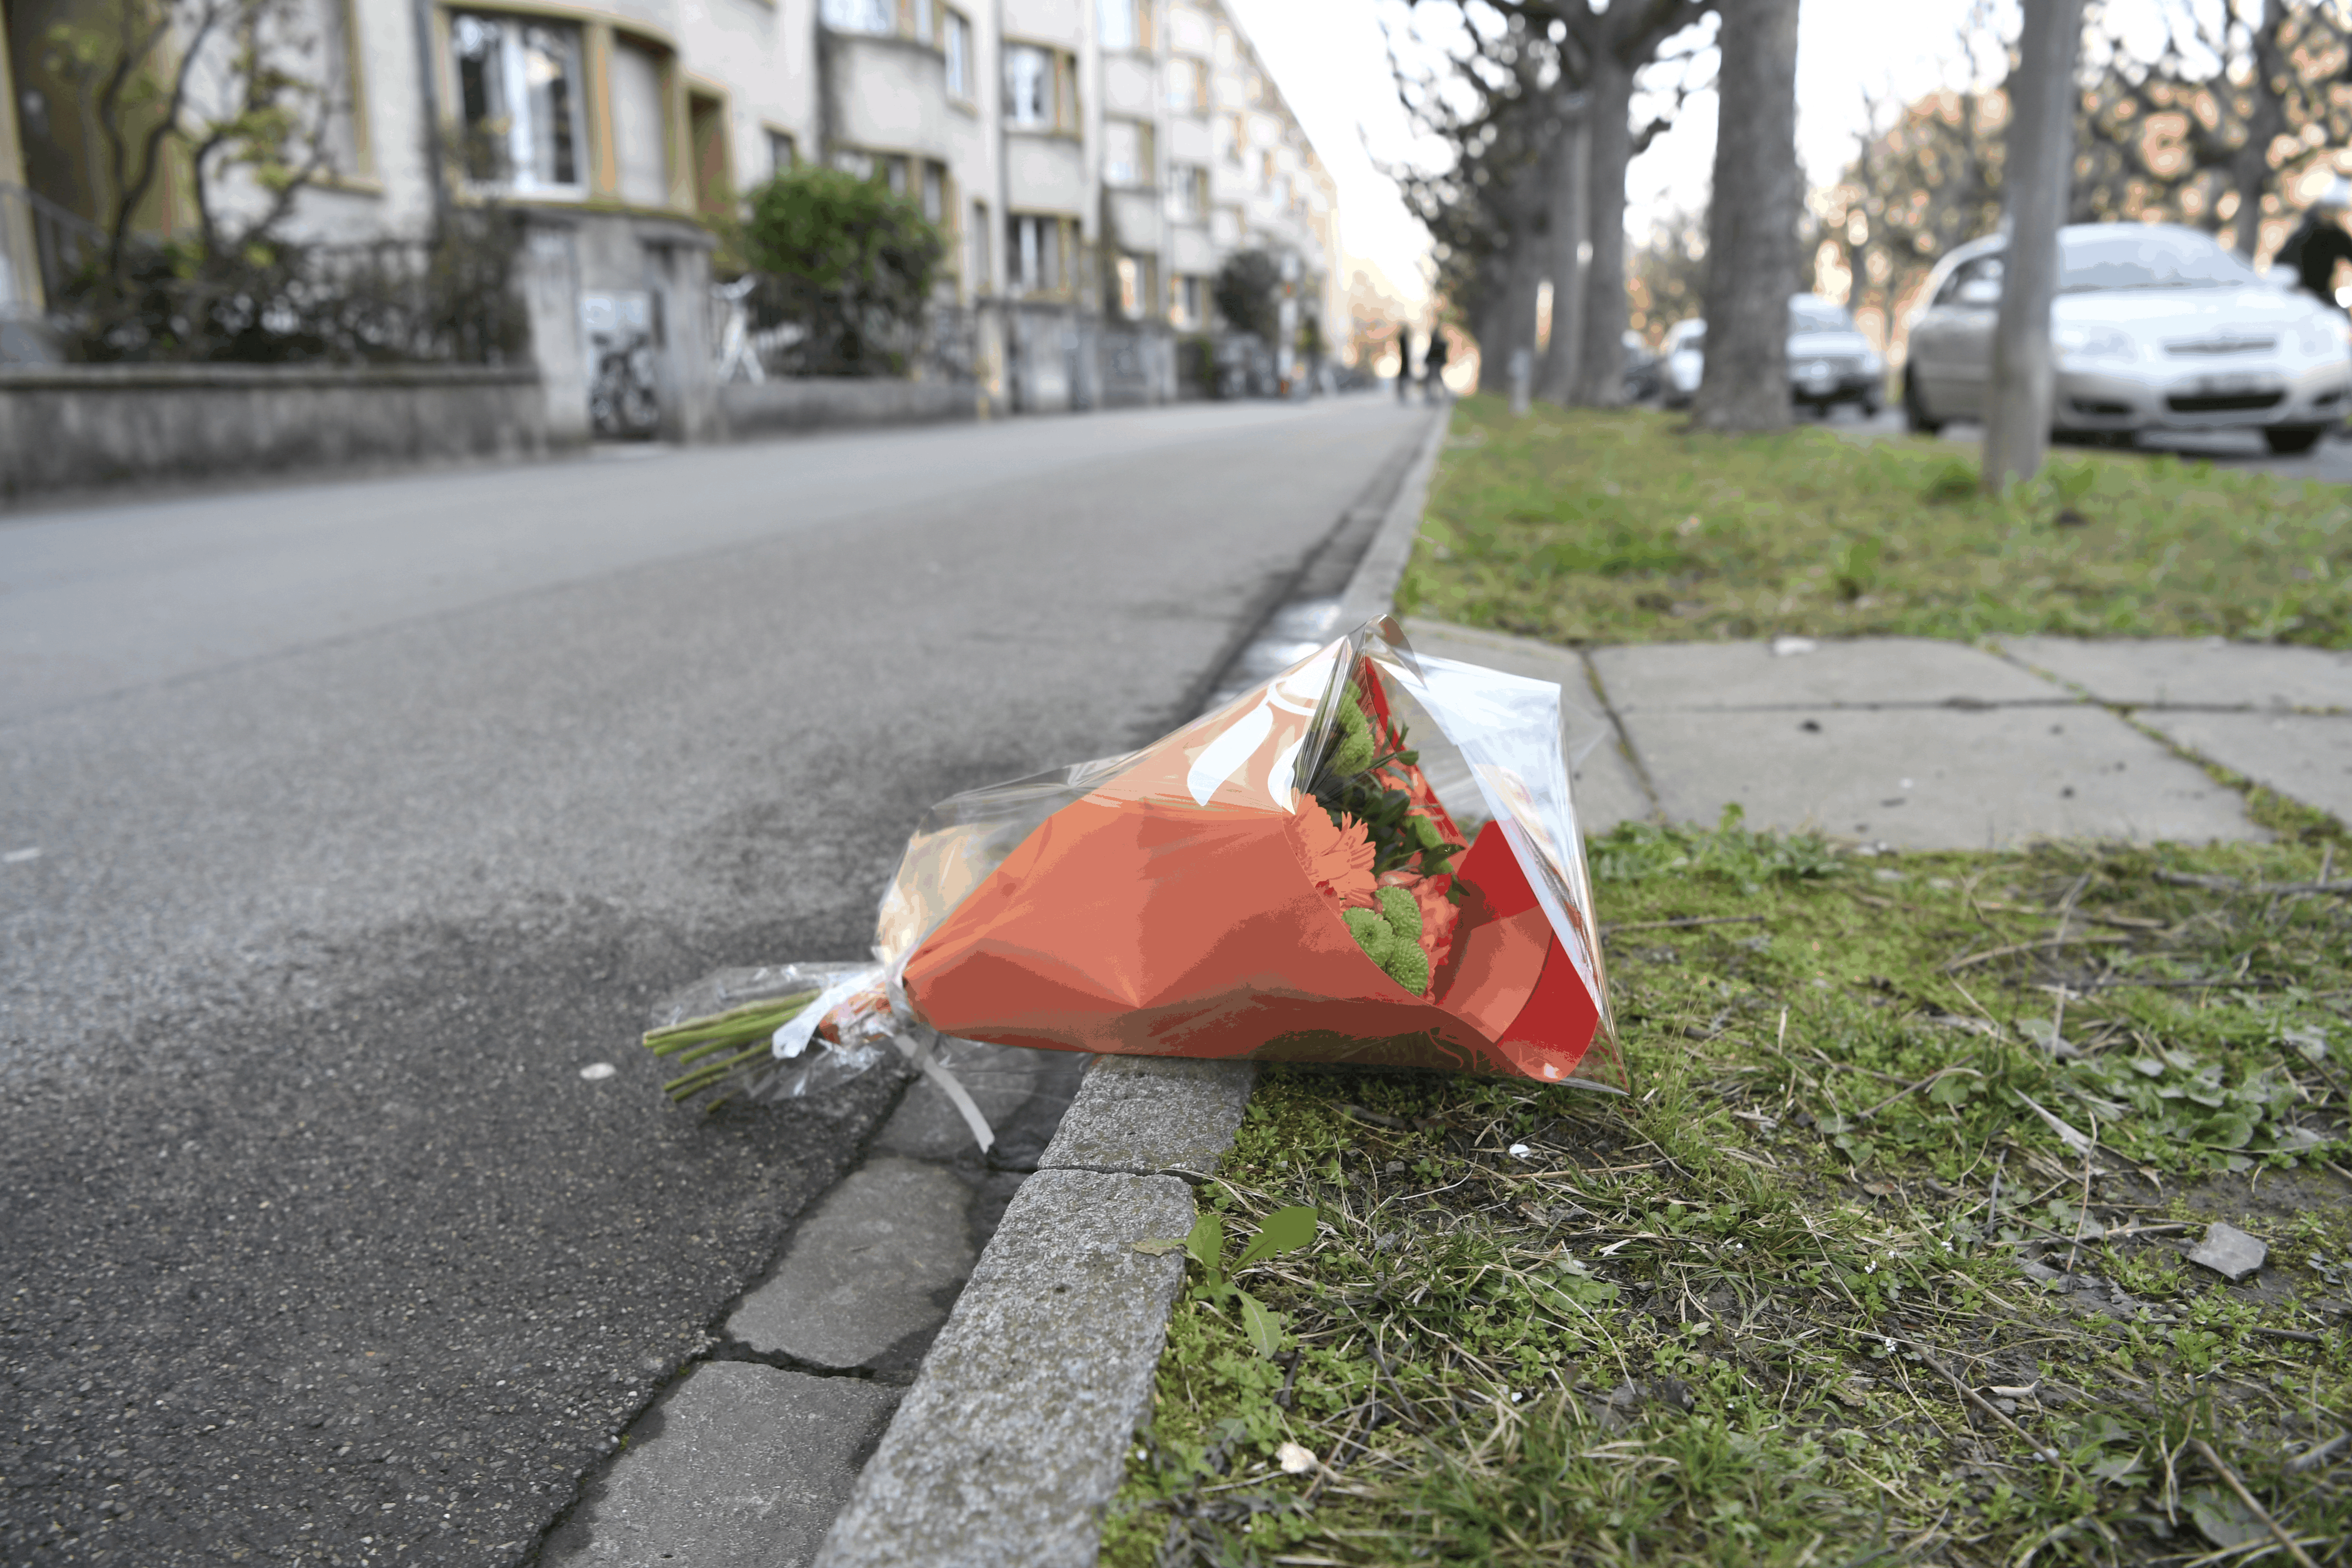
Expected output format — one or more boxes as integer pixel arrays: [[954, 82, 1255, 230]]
[[1295, 805, 1378, 908]]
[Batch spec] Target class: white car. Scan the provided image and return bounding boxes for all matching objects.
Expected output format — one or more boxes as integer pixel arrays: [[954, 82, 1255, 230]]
[[1655, 298, 1886, 414], [1661, 319, 1705, 407], [1903, 222, 2352, 453]]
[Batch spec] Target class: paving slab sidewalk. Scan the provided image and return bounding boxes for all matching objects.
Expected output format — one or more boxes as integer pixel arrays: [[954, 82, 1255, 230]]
[[1401, 623, 2347, 850]]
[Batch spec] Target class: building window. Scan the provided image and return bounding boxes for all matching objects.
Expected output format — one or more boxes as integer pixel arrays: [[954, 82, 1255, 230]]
[[944, 10, 972, 99], [1097, 0, 1147, 51], [1224, 112, 1245, 164], [1004, 44, 1075, 131], [688, 91, 729, 215], [821, 0, 893, 31], [1114, 255, 1155, 318], [1168, 273, 1204, 327], [823, 0, 940, 39], [968, 199, 990, 289], [297, 0, 366, 176], [920, 161, 946, 223], [1165, 57, 1205, 113], [767, 128, 797, 174], [611, 36, 669, 208], [1164, 162, 1205, 221], [452, 12, 586, 193], [1007, 213, 1065, 293], [1102, 119, 1151, 188]]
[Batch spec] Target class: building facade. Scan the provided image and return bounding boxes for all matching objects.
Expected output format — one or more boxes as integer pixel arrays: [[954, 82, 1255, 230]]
[[0, 0, 1343, 427]]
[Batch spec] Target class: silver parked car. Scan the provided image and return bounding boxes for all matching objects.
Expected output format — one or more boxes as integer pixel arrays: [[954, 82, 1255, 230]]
[[1661, 318, 1705, 407], [1903, 222, 2352, 453], [1655, 296, 1885, 413]]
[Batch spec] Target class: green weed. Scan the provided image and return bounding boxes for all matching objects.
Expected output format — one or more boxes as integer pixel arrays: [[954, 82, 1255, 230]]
[[1398, 399, 2352, 648], [1105, 822, 2352, 1567]]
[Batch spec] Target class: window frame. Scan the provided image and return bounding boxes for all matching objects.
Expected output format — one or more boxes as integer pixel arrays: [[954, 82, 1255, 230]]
[[1003, 40, 1078, 133], [447, 9, 592, 198], [1164, 55, 1206, 115], [1163, 162, 1206, 222], [819, 0, 942, 43], [943, 8, 973, 101], [1096, 0, 1150, 52], [1006, 211, 1073, 296], [1101, 117, 1154, 189], [765, 126, 798, 176]]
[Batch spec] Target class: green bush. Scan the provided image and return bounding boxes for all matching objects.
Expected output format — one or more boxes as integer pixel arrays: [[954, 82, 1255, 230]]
[[739, 166, 946, 377]]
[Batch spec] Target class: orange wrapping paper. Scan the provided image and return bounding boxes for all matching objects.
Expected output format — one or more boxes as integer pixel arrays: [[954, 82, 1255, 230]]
[[879, 618, 1623, 1092]]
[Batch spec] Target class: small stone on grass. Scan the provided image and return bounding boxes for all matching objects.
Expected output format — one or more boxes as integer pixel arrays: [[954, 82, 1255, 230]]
[[2187, 1221, 2266, 1282]]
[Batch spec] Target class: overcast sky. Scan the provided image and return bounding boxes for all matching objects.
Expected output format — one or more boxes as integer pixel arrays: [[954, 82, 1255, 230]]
[[1225, 0, 2036, 313]]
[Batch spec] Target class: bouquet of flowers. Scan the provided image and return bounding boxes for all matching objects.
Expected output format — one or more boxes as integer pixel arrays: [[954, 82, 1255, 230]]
[[643, 616, 1622, 1139]]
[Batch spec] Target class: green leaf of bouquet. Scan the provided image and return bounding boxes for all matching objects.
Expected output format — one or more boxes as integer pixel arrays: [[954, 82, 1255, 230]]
[[1233, 1205, 1320, 1272]]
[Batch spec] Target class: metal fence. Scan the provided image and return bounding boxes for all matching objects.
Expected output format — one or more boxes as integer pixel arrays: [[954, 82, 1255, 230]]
[[0, 181, 104, 316], [0, 188, 523, 366]]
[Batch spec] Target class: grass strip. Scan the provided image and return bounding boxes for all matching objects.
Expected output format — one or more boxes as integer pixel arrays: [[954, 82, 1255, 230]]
[[1104, 815, 2352, 1566], [1400, 398, 2352, 648]]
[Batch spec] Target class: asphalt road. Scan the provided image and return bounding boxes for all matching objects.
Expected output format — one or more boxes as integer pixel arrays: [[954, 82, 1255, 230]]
[[0, 395, 1434, 1567]]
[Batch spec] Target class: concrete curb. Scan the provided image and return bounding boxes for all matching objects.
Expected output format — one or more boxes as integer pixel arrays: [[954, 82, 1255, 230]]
[[813, 406, 1453, 1564], [1338, 400, 1452, 627]]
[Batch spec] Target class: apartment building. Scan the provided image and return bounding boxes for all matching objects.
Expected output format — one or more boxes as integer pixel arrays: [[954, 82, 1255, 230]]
[[0, 0, 1342, 422]]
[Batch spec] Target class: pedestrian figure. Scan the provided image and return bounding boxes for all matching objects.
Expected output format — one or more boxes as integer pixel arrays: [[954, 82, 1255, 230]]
[[2276, 176, 2352, 309], [1396, 332, 1416, 402], [1422, 328, 1450, 404]]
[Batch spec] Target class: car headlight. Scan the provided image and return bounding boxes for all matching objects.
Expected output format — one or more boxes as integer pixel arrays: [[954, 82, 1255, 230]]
[[2053, 324, 2136, 362], [2295, 312, 2352, 356]]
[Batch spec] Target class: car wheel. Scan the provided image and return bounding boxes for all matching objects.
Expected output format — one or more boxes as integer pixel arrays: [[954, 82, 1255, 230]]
[[2263, 425, 2325, 454], [1902, 369, 1942, 434]]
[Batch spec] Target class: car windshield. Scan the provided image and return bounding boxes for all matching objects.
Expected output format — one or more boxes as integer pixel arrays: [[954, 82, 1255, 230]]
[[1789, 299, 1852, 333], [2059, 229, 2262, 292], [1676, 326, 1704, 350]]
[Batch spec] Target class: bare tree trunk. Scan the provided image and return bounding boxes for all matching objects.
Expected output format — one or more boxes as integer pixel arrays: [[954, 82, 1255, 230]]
[[1537, 98, 1590, 404], [2230, 0, 2287, 258], [1571, 51, 1634, 404], [1693, 0, 1800, 431], [1477, 163, 1549, 394], [1983, 0, 2086, 492]]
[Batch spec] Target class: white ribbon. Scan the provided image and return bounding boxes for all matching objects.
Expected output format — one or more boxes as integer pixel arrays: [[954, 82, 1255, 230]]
[[894, 1031, 997, 1153], [772, 967, 884, 1060]]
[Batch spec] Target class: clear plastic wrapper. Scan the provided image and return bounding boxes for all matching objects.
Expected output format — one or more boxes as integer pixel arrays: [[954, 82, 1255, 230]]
[[646, 616, 1623, 1115]]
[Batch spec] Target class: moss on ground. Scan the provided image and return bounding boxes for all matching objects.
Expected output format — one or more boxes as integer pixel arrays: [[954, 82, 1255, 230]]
[[1399, 398, 2352, 648], [1102, 818, 2352, 1566]]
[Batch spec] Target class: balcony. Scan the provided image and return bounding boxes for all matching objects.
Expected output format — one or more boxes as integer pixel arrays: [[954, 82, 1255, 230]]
[[825, 31, 956, 162]]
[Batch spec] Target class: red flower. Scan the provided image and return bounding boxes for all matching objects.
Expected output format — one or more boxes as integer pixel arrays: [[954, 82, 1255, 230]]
[[1297, 806, 1378, 908]]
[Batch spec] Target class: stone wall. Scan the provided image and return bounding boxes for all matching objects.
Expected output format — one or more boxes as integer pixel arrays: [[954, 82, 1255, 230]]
[[0, 363, 549, 505], [717, 376, 976, 437]]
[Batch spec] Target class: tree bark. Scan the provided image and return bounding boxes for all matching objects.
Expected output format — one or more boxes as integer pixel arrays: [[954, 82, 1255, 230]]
[[2229, 0, 2287, 259], [1571, 51, 1635, 404], [1692, 0, 1801, 431], [1983, 0, 2086, 492], [1537, 97, 1590, 404], [1476, 159, 1550, 394]]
